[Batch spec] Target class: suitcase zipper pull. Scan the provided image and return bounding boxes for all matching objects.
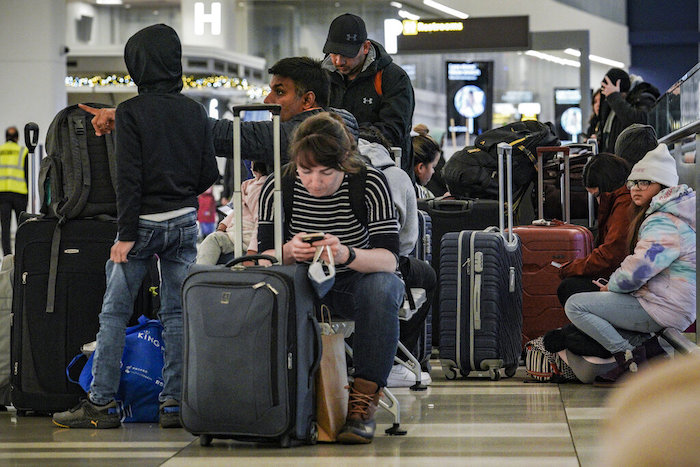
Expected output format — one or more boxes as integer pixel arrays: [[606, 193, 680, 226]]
[[252, 281, 279, 295], [14, 362, 18, 376], [509, 267, 516, 293], [22, 272, 27, 284], [287, 352, 293, 370]]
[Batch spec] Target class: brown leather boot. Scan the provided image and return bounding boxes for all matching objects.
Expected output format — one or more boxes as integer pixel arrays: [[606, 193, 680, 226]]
[[337, 378, 382, 444]]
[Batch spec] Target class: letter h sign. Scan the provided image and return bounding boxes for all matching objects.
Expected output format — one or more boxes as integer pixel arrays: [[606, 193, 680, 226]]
[[194, 2, 222, 36]]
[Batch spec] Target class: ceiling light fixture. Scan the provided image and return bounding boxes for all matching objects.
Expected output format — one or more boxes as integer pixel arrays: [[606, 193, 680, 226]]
[[398, 10, 420, 20], [96, 0, 123, 4], [525, 50, 580, 68], [390, 2, 403, 8], [564, 48, 625, 68], [422, 0, 468, 19]]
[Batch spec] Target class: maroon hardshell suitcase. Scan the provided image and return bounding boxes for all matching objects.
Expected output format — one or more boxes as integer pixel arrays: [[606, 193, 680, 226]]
[[511, 146, 594, 345]]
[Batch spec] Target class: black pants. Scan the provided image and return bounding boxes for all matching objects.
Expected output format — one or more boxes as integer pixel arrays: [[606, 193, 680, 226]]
[[0, 192, 27, 255], [398, 256, 437, 359], [557, 275, 599, 307]]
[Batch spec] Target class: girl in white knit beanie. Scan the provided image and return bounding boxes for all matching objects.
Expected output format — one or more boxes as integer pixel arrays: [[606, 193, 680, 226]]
[[564, 143, 696, 385]]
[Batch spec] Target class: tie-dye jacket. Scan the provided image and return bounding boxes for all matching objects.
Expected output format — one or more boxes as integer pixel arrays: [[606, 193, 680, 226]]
[[608, 185, 696, 331]]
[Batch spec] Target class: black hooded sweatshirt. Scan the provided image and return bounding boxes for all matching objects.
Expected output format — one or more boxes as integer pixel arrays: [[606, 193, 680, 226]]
[[115, 24, 219, 241]]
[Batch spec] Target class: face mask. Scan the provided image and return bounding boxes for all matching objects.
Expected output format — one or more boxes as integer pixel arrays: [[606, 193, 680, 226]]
[[307, 245, 335, 298]]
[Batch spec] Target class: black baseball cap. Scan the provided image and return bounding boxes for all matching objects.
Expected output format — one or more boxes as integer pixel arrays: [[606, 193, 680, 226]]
[[323, 13, 367, 57]]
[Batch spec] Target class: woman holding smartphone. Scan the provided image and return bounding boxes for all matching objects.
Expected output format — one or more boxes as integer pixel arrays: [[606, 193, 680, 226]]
[[565, 144, 696, 385], [257, 112, 404, 444]]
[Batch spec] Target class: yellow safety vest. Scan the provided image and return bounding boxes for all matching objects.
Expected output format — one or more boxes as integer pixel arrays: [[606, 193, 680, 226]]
[[0, 141, 28, 194]]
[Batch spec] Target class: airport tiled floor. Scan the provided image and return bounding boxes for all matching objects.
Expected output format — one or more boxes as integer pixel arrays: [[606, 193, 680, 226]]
[[0, 363, 613, 466]]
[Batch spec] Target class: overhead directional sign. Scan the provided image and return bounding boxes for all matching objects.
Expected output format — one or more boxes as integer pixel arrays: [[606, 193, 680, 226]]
[[395, 16, 529, 53]]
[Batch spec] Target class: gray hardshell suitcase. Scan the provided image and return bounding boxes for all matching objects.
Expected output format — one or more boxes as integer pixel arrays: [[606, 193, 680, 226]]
[[181, 104, 321, 447], [439, 143, 523, 381]]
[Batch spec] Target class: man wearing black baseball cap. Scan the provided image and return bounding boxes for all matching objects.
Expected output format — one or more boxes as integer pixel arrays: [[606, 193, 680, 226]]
[[322, 13, 415, 179]]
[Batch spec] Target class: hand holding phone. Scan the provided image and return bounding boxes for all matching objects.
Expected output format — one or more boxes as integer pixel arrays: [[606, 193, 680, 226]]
[[592, 278, 609, 288], [551, 261, 562, 268], [301, 232, 325, 244]]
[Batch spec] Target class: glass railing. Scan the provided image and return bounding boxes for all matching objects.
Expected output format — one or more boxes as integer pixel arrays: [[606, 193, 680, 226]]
[[649, 62, 699, 140]]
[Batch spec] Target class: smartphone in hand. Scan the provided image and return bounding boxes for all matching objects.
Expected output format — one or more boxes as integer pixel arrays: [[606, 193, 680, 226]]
[[592, 278, 609, 288], [551, 261, 562, 268], [301, 232, 325, 244]]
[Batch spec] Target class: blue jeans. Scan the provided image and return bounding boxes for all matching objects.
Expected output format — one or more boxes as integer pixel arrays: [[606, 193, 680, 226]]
[[565, 291, 664, 354], [321, 271, 403, 388], [89, 211, 198, 405]]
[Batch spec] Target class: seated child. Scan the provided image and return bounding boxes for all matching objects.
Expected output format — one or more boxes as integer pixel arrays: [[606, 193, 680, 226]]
[[196, 161, 268, 264]]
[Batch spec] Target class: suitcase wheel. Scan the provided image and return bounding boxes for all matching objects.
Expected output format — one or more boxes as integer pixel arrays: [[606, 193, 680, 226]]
[[505, 365, 518, 378], [444, 368, 458, 380], [306, 423, 318, 445], [489, 368, 501, 381], [199, 434, 212, 447], [280, 434, 291, 448]]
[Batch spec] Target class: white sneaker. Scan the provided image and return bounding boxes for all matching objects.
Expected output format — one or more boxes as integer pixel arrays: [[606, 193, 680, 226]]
[[386, 364, 432, 388]]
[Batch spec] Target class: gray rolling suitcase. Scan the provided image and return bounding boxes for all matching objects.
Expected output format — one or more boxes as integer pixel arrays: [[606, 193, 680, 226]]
[[181, 104, 321, 447], [439, 143, 523, 381]]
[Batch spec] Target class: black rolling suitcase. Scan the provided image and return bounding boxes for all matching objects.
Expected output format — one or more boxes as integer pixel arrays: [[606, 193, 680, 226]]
[[438, 143, 523, 381], [181, 104, 321, 448], [10, 217, 117, 414]]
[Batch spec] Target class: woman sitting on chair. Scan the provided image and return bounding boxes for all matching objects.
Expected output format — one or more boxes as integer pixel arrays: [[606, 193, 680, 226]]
[[257, 112, 404, 444]]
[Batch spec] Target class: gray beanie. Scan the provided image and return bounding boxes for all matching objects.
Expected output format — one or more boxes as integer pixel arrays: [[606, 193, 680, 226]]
[[614, 124, 658, 166]]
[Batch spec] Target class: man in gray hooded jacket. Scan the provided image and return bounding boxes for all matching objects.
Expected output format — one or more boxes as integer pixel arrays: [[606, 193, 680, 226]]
[[358, 126, 435, 387]]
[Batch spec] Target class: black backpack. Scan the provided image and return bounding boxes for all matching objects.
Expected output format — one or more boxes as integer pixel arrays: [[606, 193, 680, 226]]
[[474, 121, 560, 167], [40, 103, 118, 222], [442, 121, 559, 199]]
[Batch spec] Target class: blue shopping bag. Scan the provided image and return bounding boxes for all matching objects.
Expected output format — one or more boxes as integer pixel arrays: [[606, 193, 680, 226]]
[[67, 316, 164, 422]]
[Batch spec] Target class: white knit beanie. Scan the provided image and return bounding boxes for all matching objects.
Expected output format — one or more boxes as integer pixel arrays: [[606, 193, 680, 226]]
[[628, 143, 678, 188]]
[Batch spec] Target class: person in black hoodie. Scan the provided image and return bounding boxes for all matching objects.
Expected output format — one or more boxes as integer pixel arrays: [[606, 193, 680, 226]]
[[322, 13, 415, 179], [53, 24, 219, 430], [596, 68, 660, 153]]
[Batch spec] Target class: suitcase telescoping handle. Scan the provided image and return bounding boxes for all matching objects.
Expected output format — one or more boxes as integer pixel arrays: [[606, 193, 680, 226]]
[[232, 104, 282, 262], [496, 143, 516, 245], [536, 146, 571, 223], [24, 122, 40, 214], [566, 141, 599, 227]]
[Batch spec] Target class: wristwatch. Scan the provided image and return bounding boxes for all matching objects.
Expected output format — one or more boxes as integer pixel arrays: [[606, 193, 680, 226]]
[[339, 245, 356, 266]]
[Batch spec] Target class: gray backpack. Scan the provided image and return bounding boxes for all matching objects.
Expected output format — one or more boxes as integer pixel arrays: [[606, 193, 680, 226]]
[[40, 103, 117, 222]]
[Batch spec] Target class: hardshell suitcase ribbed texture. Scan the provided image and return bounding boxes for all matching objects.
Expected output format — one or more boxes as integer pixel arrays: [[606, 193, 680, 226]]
[[512, 146, 595, 344], [416, 197, 499, 347], [438, 143, 523, 380], [439, 230, 522, 380], [512, 222, 593, 343], [180, 104, 321, 448], [10, 217, 116, 413], [414, 210, 432, 363]]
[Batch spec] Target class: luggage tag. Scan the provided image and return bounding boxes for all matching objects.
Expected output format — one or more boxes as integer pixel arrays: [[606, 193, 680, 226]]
[[307, 245, 335, 298]]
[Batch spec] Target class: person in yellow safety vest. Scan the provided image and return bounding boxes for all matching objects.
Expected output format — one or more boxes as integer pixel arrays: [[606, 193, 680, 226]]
[[0, 127, 28, 256]]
